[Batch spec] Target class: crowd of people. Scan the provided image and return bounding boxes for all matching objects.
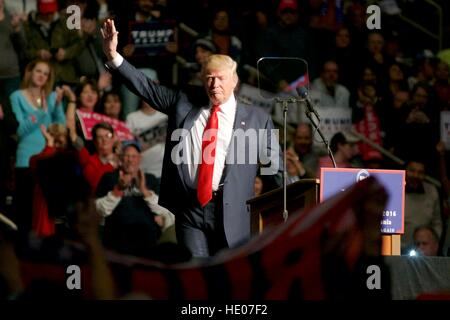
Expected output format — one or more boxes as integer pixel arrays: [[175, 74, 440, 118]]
[[0, 0, 450, 299]]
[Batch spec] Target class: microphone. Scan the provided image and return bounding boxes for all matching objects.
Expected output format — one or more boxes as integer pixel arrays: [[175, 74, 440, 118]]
[[296, 87, 320, 121]]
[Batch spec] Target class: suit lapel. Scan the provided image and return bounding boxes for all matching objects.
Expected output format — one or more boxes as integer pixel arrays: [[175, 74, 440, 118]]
[[176, 106, 204, 191], [221, 103, 249, 185], [182, 106, 203, 132], [233, 102, 249, 130]]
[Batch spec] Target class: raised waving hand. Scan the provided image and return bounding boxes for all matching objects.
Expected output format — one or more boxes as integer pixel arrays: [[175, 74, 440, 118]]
[[100, 19, 119, 61]]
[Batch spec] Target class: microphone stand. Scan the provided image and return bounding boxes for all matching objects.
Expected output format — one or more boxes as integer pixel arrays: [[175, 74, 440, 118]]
[[303, 107, 337, 168], [275, 95, 337, 224], [275, 96, 299, 222]]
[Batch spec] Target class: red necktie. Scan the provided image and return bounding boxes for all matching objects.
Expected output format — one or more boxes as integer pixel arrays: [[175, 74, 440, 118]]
[[197, 105, 220, 207]]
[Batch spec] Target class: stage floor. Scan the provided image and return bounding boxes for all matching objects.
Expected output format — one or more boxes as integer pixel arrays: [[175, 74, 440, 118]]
[[385, 256, 450, 299]]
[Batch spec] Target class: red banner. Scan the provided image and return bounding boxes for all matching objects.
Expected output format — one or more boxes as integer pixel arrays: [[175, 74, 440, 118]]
[[76, 110, 134, 141], [18, 177, 388, 299], [355, 104, 383, 161]]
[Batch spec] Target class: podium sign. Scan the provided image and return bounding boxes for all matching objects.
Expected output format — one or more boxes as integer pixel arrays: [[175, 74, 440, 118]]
[[320, 168, 405, 234]]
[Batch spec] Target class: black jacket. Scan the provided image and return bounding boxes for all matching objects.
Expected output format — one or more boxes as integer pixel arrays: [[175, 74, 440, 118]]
[[96, 170, 161, 257], [0, 97, 18, 182]]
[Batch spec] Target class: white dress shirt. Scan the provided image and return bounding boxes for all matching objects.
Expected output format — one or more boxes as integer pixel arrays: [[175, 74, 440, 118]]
[[183, 96, 237, 191], [108, 53, 237, 191]]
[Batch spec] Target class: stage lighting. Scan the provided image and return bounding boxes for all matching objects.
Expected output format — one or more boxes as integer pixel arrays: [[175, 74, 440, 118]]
[[408, 249, 418, 257]]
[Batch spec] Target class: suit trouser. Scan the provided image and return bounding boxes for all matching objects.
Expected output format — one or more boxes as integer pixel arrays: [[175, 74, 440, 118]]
[[175, 189, 228, 258]]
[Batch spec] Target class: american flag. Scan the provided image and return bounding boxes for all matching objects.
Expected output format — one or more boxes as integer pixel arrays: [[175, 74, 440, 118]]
[[285, 73, 310, 92]]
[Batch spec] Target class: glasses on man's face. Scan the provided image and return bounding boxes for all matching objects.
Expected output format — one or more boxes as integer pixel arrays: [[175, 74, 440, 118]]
[[96, 132, 113, 141], [122, 153, 140, 159]]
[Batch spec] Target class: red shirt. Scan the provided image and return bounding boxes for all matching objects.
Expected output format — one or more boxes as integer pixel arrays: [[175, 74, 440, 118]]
[[30, 146, 58, 237], [316, 156, 353, 179], [78, 147, 115, 193]]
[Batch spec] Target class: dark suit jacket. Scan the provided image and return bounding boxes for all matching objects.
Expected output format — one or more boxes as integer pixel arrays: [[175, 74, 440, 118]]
[[0, 97, 18, 184], [112, 59, 282, 247]]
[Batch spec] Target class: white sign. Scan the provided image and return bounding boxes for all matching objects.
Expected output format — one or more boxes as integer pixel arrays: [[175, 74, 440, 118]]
[[237, 83, 275, 114], [300, 107, 352, 152]]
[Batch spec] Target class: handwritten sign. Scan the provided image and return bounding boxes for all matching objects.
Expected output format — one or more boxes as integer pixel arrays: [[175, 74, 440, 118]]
[[76, 110, 134, 141]]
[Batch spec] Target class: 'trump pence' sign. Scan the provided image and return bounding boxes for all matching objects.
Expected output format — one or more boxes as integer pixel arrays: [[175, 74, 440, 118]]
[[128, 20, 176, 56]]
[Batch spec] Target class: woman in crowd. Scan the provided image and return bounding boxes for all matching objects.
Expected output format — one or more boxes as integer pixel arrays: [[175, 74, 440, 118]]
[[10, 59, 66, 233], [65, 78, 100, 152], [254, 176, 264, 197], [65, 78, 99, 134], [97, 91, 123, 121], [328, 26, 359, 91], [59, 81, 120, 195], [380, 63, 409, 107], [75, 78, 100, 113], [202, 8, 242, 63]]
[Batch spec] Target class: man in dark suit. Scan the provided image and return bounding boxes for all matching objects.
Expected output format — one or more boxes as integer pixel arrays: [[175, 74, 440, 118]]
[[101, 19, 282, 257]]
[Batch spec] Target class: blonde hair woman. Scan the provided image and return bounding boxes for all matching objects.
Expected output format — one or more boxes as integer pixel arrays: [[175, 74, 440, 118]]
[[10, 59, 67, 168], [10, 59, 66, 233]]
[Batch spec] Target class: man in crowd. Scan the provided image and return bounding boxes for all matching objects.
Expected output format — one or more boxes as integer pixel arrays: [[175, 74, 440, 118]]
[[403, 159, 442, 253], [413, 226, 440, 256], [316, 131, 360, 178], [23, 0, 84, 86], [95, 141, 174, 257], [287, 122, 319, 181], [76, 122, 119, 193], [310, 60, 350, 108]]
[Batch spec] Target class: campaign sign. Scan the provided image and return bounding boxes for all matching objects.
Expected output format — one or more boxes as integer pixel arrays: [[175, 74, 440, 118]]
[[76, 110, 134, 141], [238, 83, 275, 114], [137, 121, 168, 152], [128, 20, 176, 56], [298, 106, 352, 153], [320, 168, 405, 234]]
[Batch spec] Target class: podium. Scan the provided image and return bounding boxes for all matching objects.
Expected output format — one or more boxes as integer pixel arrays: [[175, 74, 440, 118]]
[[320, 168, 405, 256], [246, 179, 320, 235]]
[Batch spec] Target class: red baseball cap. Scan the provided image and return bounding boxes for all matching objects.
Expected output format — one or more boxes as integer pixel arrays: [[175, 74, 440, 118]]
[[278, 0, 298, 13], [38, 0, 58, 14]]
